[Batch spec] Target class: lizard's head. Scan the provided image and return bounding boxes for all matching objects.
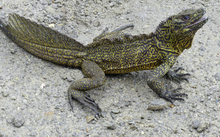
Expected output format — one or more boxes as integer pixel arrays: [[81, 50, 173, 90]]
[[172, 8, 208, 34], [158, 8, 208, 35], [155, 8, 208, 50]]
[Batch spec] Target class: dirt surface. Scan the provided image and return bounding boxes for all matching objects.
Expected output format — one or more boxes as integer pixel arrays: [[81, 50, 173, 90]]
[[0, 0, 219, 136]]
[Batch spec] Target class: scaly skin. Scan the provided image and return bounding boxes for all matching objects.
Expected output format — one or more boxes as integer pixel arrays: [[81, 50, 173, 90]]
[[0, 9, 208, 117]]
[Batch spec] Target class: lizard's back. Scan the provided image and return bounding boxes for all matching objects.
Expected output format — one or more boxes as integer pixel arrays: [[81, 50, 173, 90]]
[[84, 34, 161, 73]]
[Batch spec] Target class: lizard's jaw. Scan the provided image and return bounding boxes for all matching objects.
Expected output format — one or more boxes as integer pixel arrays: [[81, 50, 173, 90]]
[[186, 15, 208, 28], [186, 15, 208, 29]]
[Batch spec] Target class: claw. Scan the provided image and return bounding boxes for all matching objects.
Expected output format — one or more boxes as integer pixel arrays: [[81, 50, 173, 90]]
[[171, 93, 188, 97], [85, 95, 94, 102], [166, 67, 190, 83], [84, 96, 101, 110], [172, 77, 181, 84], [174, 67, 183, 73], [161, 87, 187, 104], [171, 87, 182, 92], [161, 95, 174, 104], [169, 97, 185, 101], [176, 73, 191, 77], [181, 78, 189, 83], [68, 90, 102, 117], [95, 112, 104, 119], [68, 91, 74, 110]]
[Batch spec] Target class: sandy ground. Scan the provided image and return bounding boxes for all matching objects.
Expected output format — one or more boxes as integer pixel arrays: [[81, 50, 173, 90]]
[[0, 0, 219, 136]]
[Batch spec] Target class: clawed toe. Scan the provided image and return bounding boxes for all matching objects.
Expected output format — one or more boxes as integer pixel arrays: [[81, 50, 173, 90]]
[[162, 87, 188, 104], [84, 95, 101, 110], [68, 90, 102, 117], [169, 93, 188, 101], [176, 73, 190, 83], [166, 67, 191, 83], [85, 95, 94, 102], [171, 87, 182, 92], [95, 112, 104, 119], [163, 94, 187, 104], [176, 73, 191, 77]]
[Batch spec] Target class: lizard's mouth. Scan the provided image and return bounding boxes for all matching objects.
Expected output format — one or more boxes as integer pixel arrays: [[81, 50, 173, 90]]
[[186, 15, 208, 28]]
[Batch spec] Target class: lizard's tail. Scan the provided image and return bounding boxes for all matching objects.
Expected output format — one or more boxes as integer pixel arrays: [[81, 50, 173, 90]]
[[0, 14, 87, 67]]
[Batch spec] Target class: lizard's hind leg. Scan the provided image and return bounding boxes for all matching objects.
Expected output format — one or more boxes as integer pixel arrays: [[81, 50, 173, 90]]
[[68, 60, 106, 118]]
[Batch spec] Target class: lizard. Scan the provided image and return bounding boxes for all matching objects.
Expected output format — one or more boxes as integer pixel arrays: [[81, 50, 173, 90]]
[[0, 8, 208, 117]]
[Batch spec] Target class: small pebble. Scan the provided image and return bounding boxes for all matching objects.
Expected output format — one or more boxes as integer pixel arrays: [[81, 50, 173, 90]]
[[214, 73, 220, 81], [124, 101, 131, 107], [11, 95, 17, 100], [107, 124, 116, 130], [86, 115, 95, 123], [10, 49, 17, 54], [2, 89, 9, 97], [170, 104, 174, 108], [192, 120, 200, 129], [148, 99, 168, 110], [49, 24, 55, 28], [12, 114, 25, 128], [197, 122, 209, 132], [111, 108, 121, 114], [110, 112, 116, 119]]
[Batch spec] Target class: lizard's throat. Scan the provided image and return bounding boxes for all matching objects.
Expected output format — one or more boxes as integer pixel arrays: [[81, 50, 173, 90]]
[[176, 36, 194, 51]]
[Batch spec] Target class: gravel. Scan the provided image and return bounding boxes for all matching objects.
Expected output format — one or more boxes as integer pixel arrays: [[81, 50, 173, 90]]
[[0, 0, 219, 136]]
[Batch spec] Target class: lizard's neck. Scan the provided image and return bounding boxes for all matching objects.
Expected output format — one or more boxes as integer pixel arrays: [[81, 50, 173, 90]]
[[154, 27, 194, 54]]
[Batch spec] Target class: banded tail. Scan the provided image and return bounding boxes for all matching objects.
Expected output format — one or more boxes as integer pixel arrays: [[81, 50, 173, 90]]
[[0, 14, 87, 66]]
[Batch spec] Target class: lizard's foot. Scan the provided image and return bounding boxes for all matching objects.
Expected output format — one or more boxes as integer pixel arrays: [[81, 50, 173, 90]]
[[166, 67, 190, 83], [161, 87, 188, 104], [68, 90, 102, 118]]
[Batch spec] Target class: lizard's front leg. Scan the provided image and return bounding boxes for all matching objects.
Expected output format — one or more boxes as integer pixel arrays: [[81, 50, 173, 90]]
[[68, 60, 106, 117], [147, 56, 187, 104]]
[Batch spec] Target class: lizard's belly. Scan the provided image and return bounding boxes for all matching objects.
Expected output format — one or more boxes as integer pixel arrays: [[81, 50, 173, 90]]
[[99, 60, 162, 74]]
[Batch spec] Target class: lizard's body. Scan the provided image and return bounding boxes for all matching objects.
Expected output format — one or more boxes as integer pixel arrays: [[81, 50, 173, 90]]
[[0, 9, 208, 116]]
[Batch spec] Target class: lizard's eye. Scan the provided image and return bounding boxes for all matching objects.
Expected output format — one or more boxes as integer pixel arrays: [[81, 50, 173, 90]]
[[182, 15, 189, 21]]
